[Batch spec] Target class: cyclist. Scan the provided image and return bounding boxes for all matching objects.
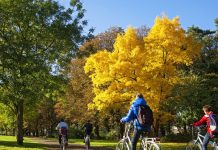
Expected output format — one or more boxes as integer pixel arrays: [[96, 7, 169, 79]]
[[56, 119, 69, 145], [83, 120, 93, 139], [121, 93, 152, 150], [192, 105, 218, 150]]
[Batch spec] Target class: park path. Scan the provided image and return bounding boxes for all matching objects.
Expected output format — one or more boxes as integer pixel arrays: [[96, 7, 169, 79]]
[[29, 137, 113, 150]]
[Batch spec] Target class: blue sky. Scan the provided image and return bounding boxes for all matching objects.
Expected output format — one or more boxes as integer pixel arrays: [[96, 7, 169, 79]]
[[60, 0, 218, 35]]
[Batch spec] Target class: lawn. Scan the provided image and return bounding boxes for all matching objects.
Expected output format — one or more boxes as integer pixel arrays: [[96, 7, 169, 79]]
[[0, 136, 46, 150], [0, 135, 187, 150], [69, 138, 187, 150]]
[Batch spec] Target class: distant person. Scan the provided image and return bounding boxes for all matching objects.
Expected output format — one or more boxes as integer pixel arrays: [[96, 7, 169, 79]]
[[56, 119, 68, 145], [121, 93, 153, 150], [84, 120, 93, 138]]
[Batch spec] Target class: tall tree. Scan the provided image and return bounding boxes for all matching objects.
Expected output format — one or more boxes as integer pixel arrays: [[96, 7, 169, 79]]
[[55, 27, 125, 137], [0, 0, 88, 145], [164, 21, 218, 130], [84, 16, 201, 136]]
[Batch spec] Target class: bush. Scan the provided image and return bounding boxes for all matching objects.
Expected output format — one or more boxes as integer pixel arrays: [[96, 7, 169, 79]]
[[105, 130, 119, 140], [160, 133, 192, 143], [68, 125, 84, 139]]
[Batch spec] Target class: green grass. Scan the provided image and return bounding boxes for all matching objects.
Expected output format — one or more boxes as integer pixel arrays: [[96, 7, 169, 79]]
[[0, 136, 187, 150], [160, 143, 186, 150], [0, 136, 46, 150], [69, 138, 187, 150]]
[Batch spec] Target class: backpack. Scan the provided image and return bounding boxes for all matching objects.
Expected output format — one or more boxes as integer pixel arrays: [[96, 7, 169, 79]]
[[137, 105, 154, 126], [209, 114, 218, 132]]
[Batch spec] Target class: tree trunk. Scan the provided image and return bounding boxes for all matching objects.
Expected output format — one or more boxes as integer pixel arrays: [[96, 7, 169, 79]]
[[94, 124, 100, 139], [153, 117, 160, 137], [16, 100, 24, 145], [160, 125, 165, 136], [119, 122, 125, 139]]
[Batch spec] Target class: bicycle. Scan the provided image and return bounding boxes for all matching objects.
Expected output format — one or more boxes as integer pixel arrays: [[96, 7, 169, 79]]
[[84, 134, 91, 150], [140, 136, 161, 150], [116, 123, 161, 150], [116, 123, 132, 150], [60, 134, 67, 150], [59, 128, 68, 150], [186, 126, 218, 150]]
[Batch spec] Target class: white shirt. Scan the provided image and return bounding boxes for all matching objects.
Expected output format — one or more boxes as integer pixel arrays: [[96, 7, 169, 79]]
[[56, 122, 68, 130]]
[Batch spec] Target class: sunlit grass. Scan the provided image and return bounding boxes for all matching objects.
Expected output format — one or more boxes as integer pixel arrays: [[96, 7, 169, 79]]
[[0, 135, 46, 150], [0, 135, 188, 150]]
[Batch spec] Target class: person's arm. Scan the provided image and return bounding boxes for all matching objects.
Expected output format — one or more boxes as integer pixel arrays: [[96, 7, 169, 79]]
[[56, 123, 60, 130], [193, 115, 207, 126], [121, 106, 135, 122], [66, 123, 69, 130]]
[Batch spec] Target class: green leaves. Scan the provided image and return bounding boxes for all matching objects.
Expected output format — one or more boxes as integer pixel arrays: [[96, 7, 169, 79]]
[[0, 0, 89, 144]]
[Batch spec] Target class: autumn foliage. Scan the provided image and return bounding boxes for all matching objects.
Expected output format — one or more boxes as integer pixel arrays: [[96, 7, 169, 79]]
[[84, 16, 201, 116]]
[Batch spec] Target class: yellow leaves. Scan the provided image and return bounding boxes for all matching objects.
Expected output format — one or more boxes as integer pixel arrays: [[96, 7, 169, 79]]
[[84, 16, 201, 112]]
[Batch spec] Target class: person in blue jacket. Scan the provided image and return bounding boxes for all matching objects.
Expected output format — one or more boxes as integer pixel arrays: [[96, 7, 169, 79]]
[[121, 93, 151, 150]]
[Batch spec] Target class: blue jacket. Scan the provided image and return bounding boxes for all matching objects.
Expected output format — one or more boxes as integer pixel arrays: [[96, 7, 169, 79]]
[[121, 97, 151, 131]]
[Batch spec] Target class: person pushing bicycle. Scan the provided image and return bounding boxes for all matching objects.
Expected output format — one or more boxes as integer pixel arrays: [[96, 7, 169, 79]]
[[120, 93, 153, 150], [192, 105, 218, 150]]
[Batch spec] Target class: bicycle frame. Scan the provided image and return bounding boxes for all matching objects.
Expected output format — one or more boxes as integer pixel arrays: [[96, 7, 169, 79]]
[[123, 123, 132, 149], [116, 123, 132, 150], [60, 134, 67, 150], [141, 136, 161, 150], [194, 131, 204, 146], [188, 127, 218, 150]]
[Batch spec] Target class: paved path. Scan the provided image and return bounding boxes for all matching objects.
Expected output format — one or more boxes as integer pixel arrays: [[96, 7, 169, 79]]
[[30, 137, 113, 150]]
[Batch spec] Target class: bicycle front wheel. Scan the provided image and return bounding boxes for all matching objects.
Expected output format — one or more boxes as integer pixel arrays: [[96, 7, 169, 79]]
[[186, 140, 201, 150], [116, 140, 130, 150]]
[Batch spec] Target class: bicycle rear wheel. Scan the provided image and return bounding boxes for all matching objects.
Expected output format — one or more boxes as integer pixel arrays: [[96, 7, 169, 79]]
[[116, 140, 130, 150], [186, 140, 201, 150], [85, 135, 90, 150], [140, 140, 149, 150], [149, 143, 160, 150], [60, 135, 67, 150]]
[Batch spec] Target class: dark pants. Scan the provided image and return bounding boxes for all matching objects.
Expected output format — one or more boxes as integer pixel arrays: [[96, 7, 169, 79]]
[[59, 134, 68, 144], [202, 132, 210, 150], [131, 129, 143, 150]]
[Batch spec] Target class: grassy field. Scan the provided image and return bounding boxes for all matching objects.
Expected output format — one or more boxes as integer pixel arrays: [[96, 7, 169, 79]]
[[0, 135, 187, 150], [0, 136, 46, 150]]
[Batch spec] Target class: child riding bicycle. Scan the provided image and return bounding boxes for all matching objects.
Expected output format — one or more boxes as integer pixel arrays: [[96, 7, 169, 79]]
[[192, 105, 218, 150]]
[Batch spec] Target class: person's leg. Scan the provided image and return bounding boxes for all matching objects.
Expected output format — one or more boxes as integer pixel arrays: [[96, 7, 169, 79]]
[[131, 129, 141, 150], [59, 135, 61, 145], [66, 134, 68, 142], [202, 132, 210, 150]]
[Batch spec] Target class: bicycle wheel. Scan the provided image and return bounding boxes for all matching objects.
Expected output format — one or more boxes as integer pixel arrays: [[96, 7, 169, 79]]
[[85, 136, 90, 150], [186, 140, 201, 150], [148, 143, 160, 150], [116, 140, 130, 150], [140, 140, 149, 150]]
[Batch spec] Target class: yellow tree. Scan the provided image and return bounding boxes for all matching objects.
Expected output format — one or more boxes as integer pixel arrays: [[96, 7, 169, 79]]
[[85, 27, 145, 110], [84, 16, 201, 136], [143, 16, 201, 134]]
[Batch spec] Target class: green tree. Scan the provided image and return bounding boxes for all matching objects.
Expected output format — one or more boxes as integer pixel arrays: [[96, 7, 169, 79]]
[[0, 0, 88, 145], [163, 21, 218, 131]]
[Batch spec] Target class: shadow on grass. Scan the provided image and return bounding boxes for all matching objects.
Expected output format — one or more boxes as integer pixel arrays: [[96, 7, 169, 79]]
[[0, 141, 46, 149]]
